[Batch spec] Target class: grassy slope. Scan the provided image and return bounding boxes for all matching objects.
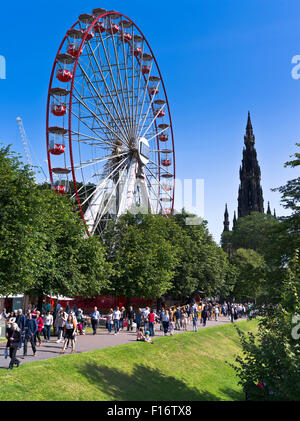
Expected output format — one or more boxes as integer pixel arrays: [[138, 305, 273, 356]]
[[0, 320, 257, 401]]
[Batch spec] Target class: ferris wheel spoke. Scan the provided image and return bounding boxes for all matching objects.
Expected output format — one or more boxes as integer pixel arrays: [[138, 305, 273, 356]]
[[72, 91, 127, 146], [70, 150, 129, 170], [70, 107, 128, 150], [70, 116, 121, 149], [86, 40, 131, 139], [80, 155, 129, 206], [147, 125, 169, 142], [139, 103, 166, 139], [133, 59, 153, 135], [120, 27, 133, 132], [70, 130, 116, 149], [144, 172, 163, 212], [92, 160, 129, 232], [147, 158, 173, 178], [74, 63, 129, 146], [95, 29, 131, 136], [135, 78, 160, 139], [144, 164, 172, 203], [109, 27, 132, 134]]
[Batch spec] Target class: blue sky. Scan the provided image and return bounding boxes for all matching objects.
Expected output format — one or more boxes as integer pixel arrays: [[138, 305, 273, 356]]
[[0, 0, 299, 242]]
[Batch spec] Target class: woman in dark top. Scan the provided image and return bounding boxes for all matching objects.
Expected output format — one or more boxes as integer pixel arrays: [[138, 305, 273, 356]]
[[201, 306, 208, 327], [135, 308, 142, 331], [7, 323, 21, 369]]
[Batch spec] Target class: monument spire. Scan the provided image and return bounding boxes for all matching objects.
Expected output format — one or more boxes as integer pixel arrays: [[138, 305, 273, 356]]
[[223, 203, 230, 232], [237, 112, 264, 218]]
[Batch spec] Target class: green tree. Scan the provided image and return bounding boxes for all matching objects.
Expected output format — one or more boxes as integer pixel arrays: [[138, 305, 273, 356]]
[[104, 213, 178, 304], [231, 252, 300, 401], [0, 145, 111, 303], [230, 248, 267, 302], [168, 210, 233, 300]]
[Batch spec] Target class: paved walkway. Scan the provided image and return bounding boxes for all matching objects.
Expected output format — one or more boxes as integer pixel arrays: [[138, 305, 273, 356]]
[[0, 317, 246, 369]]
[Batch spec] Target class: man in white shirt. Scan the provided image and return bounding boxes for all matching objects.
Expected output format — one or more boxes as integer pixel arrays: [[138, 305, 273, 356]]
[[113, 306, 121, 335], [143, 307, 150, 331], [90, 306, 101, 335]]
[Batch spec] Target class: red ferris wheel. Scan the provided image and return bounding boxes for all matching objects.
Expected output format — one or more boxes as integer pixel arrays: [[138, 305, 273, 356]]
[[46, 8, 175, 236]]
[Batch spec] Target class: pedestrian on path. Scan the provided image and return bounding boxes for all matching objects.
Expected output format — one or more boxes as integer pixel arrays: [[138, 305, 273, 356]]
[[168, 317, 174, 336], [214, 306, 219, 322], [135, 308, 142, 331], [201, 306, 208, 327], [43, 311, 53, 342], [15, 309, 25, 350], [55, 309, 67, 342], [24, 312, 37, 358], [119, 306, 126, 331], [192, 308, 198, 332], [113, 306, 121, 335], [34, 311, 44, 347], [76, 309, 85, 335], [148, 309, 155, 336], [161, 310, 169, 336], [107, 309, 114, 333], [126, 306, 135, 332], [90, 306, 100, 335], [61, 314, 77, 354], [7, 323, 21, 370], [175, 307, 181, 330]]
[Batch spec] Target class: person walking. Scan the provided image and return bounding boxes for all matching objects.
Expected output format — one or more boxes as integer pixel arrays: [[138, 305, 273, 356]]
[[192, 307, 198, 332], [55, 309, 67, 342], [143, 307, 150, 331], [35, 311, 44, 346], [126, 306, 135, 332], [15, 309, 26, 350], [168, 315, 175, 336], [119, 306, 126, 331], [230, 305, 234, 323], [161, 310, 169, 336], [43, 311, 53, 342], [182, 311, 188, 331], [113, 306, 121, 335], [135, 308, 142, 331], [7, 323, 21, 370], [23, 312, 37, 358], [214, 305, 219, 322], [107, 309, 114, 334], [76, 309, 85, 335], [201, 306, 208, 327], [90, 306, 101, 335], [148, 309, 155, 337], [4, 317, 15, 359], [175, 307, 181, 330], [61, 314, 77, 354]]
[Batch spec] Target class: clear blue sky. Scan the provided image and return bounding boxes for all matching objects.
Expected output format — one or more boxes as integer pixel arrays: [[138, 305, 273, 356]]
[[0, 0, 299, 243]]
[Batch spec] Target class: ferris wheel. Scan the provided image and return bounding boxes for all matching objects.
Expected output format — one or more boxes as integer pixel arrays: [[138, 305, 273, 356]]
[[46, 8, 175, 236]]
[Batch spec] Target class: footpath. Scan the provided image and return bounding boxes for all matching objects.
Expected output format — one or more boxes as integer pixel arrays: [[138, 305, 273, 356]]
[[0, 316, 246, 369]]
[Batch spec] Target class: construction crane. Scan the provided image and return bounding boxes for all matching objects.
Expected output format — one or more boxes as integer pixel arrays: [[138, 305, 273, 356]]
[[16, 117, 47, 181]]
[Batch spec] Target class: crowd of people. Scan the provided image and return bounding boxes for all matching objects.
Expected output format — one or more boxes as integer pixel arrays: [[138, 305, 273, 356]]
[[1, 305, 80, 369], [1, 301, 251, 368], [98, 302, 249, 340]]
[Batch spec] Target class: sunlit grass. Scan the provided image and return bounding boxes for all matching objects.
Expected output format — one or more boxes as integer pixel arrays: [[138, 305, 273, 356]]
[[0, 320, 257, 401]]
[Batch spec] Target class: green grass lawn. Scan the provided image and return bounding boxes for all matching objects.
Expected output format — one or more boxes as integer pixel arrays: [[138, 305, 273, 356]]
[[0, 320, 257, 401]]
